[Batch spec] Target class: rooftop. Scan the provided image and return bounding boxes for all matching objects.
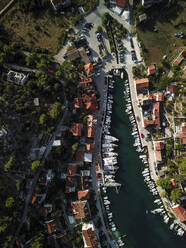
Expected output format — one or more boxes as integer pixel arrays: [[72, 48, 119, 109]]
[[78, 189, 90, 200], [172, 205, 186, 222], [155, 141, 165, 151], [72, 200, 90, 220], [82, 222, 98, 248], [71, 123, 83, 136], [135, 78, 149, 91], [147, 64, 156, 75]]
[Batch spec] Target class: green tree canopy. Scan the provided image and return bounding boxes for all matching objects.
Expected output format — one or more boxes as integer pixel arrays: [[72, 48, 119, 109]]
[[157, 177, 172, 191], [40, 113, 47, 125], [170, 188, 182, 202], [49, 101, 62, 119], [31, 160, 41, 172], [5, 197, 14, 208], [178, 158, 186, 176], [4, 156, 14, 171]]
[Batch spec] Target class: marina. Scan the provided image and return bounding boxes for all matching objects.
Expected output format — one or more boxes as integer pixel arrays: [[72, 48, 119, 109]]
[[99, 69, 186, 247]]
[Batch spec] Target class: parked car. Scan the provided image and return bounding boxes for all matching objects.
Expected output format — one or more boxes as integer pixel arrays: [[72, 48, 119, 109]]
[[130, 38, 134, 48]]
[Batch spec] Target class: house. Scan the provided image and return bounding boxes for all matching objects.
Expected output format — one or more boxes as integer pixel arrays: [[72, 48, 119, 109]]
[[74, 98, 83, 108], [139, 13, 147, 23], [78, 189, 90, 200], [147, 64, 156, 75], [82, 222, 98, 248], [80, 170, 90, 177], [80, 78, 93, 88], [152, 93, 164, 102], [144, 102, 161, 130], [87, 115, 97, 127], [80, 176, 90, 190], [65, 176, 76, 193], [84, 153, 92, 163], [7, 70, 29, 86], [71, 123, 83, 136], [76, 151, 85, 162], [86, 102, 98, 111], [155, 141, 165, 163], [84, 63, 95, 77], [116, 0, 126, 8], [71, 200, 91, 220], [50, 0, 71, 10], [67, 163, 77, 176], [167, 84, 179, 96], [179, 123, 186, 145], [170, 179, 178, 188], [173, 51, 185, 66], [86, 143, 95, 152], [52, 140, 61, 146], [45, 219, 58, 234], [172, 205, 186, 222], [135, 78, 149, 92], [87, 126, 96, 138], [34, 98, 39, 106]]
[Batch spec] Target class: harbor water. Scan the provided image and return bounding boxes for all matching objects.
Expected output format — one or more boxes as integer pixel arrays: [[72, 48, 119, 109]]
[[108, 73, 186, 248]]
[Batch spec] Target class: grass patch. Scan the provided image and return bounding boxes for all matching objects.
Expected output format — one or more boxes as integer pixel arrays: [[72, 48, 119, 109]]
[[0, 4, 69, 54], [136, 0, 186, 65]]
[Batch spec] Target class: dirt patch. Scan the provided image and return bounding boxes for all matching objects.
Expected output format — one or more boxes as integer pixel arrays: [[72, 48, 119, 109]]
[[0, 5, 68, 54]]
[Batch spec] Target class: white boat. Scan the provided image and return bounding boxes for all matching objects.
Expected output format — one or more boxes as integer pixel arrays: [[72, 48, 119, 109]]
[[170, 223, 174, 230]]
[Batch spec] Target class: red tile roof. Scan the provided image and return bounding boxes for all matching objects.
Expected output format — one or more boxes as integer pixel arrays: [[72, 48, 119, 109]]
[[72, 200, 89, 220], [152, 93, 164, 102], [47, 221, 57, 234], [135, 78, 149, 91], [65, 176, 76, 193], [168, 85, 178, 96], [87, 126, 96, 138], [78, 190, 90, 200], [86, 102, 98, 111], [172, 205, 186, 222], [82, 228, 98, 248], [148, 64, 156, 75], [71, 123, 83, 136], [154, 102, 161, 129], [80, 77, 93, 87], [74, 98, 83, 108], [67, 163, 77, 176], [179, 123, 186, 144], [170, 179, 178, 188], [116, 0, 126, 8], [86, 143, 95, 152], [84, 63, 95, 76], [155, 150, 163, 162], [155, 142, 165, 151], [76, 151, 84, 162]]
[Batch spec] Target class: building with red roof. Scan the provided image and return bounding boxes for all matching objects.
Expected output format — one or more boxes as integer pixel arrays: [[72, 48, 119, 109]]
[[82, 222, 98, 248], [170, 179, 178, 188], [84, 63, 95, 77], [144, 102, 161, 130], [179, 123, 186, 145], [87, 126, 96, 138], [86, 102, 98, 111], [78, 189, 90, 200], [71, 123, 83, 136], [74, 98, 83, 108], [155, 141, 165, 151], [65, 176, 76, 193], [168, 84, 179, 96], [152, 93, 164, 102], [147, 64, 156, 75], [86, 143, 95, 152], [76, 151, 85, 162], [80, 77, 93, 87], [135, 78, 149, 92], [172, 205, 186, 222], [71, 200, 91, 220], [116, 0, 126, 8], [67, 163, 77, 176], [46, 219, 58, 234], [173, 51, 185, 66]]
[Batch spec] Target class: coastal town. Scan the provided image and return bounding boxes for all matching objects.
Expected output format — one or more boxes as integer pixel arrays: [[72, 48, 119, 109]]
[[0, 0, 185, 247]]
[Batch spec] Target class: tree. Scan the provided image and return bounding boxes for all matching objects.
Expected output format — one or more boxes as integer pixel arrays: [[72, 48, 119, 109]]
[[5, 197, 14, 208], [4, 156, 14, 171], [156, 177, 172, 191], [178, 158, 186, 176], [49, 101, 62, 119], [40, 113, 47, 125], [97, 25, 103, 33], [31, 160, 41, 172], [170, 188, 182, 202]]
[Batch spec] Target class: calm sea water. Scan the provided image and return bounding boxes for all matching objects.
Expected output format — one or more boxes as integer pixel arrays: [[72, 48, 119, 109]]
[[108, 74, 186, 248]]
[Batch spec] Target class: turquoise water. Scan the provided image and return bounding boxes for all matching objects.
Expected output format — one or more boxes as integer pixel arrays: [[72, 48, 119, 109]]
[[108, 73, 186, 248]]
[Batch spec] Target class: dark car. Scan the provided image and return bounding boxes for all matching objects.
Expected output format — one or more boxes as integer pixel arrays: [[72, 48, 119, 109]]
[[130, 38, 134, 48]]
